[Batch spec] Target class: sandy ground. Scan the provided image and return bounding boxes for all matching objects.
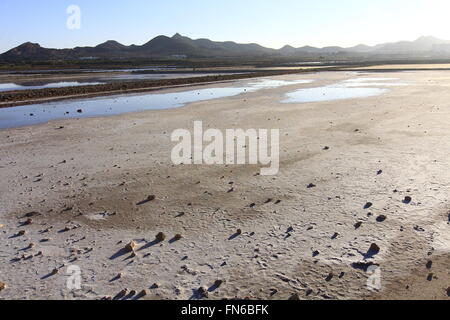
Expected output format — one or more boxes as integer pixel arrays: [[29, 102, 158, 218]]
[[0, 70, 449, 300]]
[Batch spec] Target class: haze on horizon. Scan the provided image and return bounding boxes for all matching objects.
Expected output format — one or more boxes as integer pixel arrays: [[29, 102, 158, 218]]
[[2, 0, 450, 53]]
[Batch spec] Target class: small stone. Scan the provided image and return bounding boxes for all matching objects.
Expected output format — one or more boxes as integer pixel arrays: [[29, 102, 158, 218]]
[[447, 287, 450, 297], [17, 230, 26, 236], [173, 234, 183, 241], [287, 226, 294, 233], [368, 243, 380, 255], [214, 280, 224, 288], [156, 232, 166, 242], [129, 290, 136, 296], [325, 273, 334, 281], [403, 196, 412, 204], [117, 289, 128, 298], [51, 268, 59, 275], [125, 241, 137, 252], [426, 260, 433, 269], [354, 222, 363, 229], [138, 290, 148, 297], [198, 287, 208, 298], [77, 109, 83, 113], [23, 218, 33, 225], [364, 202, 373, 209], [0, 282, 5, 291], [307, 183, 316, 189], [151, 283, 160, 289], [376, 215, 387, 222], [288, 293, 300, 300], [236, 229, 242, 235]]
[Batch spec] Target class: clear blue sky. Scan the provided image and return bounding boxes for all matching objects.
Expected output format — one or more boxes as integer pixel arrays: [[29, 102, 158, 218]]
[[2, 0, 450, 53]]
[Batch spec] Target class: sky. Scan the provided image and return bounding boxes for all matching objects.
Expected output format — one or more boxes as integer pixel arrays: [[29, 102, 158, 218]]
[[2, 0, 450, 53]]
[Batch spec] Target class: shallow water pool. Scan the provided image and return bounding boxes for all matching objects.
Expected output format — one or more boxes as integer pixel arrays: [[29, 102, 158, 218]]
[[0, 79, 312, 129]]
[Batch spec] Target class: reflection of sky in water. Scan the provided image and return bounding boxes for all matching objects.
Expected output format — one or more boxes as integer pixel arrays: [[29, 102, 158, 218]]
[[0, 81, 104, 92], [0, 78, 312, 129], [283, 77, 407, 103]]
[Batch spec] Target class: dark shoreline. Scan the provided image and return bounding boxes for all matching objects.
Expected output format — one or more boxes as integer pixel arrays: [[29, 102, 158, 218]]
[[0, 68, 336, 108]]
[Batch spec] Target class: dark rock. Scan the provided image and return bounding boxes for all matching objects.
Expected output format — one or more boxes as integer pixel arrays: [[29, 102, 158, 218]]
[[198, 287, 208, 298], [354, 222, 363, 229], [403, 196, 412, 204], [156, 232, 166, 242], [364, 202, 373, 209], [368, 243, 380, 255], [288, 293, 300, 300], [214, 280, 224, 288]]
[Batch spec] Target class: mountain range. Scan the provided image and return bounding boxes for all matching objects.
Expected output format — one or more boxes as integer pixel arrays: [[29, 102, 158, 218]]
[[2, 34, 450, 61]]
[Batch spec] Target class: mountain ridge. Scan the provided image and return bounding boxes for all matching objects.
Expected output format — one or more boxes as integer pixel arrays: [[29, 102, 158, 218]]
[[2, 34, 450, 61]]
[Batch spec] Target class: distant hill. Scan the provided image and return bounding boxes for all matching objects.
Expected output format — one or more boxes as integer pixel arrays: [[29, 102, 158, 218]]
[[2, 34, 450, 61]]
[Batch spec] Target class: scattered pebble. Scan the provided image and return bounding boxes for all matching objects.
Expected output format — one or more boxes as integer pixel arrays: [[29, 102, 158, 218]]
[[403, 196, 412, 204], [125, 241, 137, 252], [364, 202, 373, 209], [325, 273, 334, 281], [173, 234, 182, 241], [197, 287, 208, 298], [289, 293, 300, 300], [368, 243, 380, 255], [156, 232, 166, 242], [354, 222, 363, 229], [0, 282, 5, 291], [376, 215, 387, 222], [138, 290, 148, 297]]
